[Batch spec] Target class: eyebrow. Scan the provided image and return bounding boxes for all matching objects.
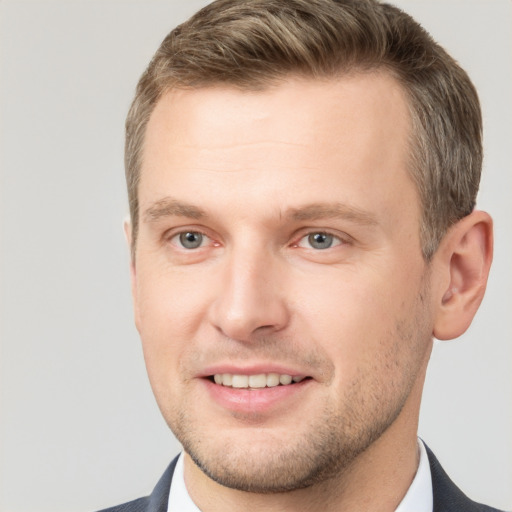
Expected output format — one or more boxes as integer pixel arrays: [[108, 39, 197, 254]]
[[143, 198, 206, 222], [142, 197, 378, 227], [287, 203, 378, 226]]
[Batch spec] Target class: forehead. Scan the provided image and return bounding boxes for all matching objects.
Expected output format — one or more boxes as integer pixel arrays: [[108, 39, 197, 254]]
[[145, 71, 411, 152], [140, 73, 417, 229]]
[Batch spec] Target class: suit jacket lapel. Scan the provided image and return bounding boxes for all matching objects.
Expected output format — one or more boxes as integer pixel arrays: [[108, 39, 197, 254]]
[[426, 444, 501, 512], [146, 457, 179, 512]]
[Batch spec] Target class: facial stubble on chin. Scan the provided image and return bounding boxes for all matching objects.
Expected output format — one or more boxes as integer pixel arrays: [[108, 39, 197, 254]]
[[178, 399, 405, 494], [169, 342, 423, 494]]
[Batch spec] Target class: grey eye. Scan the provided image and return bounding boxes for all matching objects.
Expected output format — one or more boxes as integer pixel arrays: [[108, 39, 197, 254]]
[[179, 231, 204, 249], [308, 232, 334, 250]]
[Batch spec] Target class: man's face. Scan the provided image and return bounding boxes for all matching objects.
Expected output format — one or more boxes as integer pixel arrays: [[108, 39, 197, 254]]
[[132, 74, 434, 492]]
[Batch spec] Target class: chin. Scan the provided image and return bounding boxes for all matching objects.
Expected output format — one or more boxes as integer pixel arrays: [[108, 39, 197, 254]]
[[171, 403, 401, 494]]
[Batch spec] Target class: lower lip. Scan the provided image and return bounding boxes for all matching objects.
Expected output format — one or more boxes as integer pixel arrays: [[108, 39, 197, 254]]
[[202, 378, 312, 416]]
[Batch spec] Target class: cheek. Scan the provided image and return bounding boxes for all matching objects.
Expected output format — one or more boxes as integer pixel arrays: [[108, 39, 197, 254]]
[[136, 261, 213, 330], [134, 265, 214, 388], [292, 265, 421, 379]]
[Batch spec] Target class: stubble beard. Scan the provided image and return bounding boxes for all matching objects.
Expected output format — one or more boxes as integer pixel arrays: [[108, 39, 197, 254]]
[[176, 398, 406, 494], [168, 353, 420, 494], [165, 277, 432, 494]]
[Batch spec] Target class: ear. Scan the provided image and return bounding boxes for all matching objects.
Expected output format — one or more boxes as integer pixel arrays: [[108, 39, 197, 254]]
[[123, 217, 139, 324], [432, 210, 493, 340]]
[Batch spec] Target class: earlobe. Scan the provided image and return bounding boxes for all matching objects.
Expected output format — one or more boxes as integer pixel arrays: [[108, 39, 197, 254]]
[[433, 210, 493, 340], [123, 215, 133, 253]]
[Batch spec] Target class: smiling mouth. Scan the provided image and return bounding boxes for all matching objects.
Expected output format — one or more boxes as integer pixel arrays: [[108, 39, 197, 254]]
[[210, 373, 310, 389]]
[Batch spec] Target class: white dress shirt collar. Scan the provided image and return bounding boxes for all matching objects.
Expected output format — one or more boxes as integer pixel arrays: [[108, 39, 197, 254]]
[[395, 439, 433, 512], [167, 453, 201, 512]]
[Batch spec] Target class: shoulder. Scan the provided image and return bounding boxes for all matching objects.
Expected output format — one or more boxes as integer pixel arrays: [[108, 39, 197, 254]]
[[94, 456, 179, 512], [96, 496, 150, 512], [425, 444, 506, 512]]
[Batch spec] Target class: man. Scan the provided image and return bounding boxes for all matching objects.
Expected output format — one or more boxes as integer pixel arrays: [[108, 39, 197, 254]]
[[100, 0, 502, 510]]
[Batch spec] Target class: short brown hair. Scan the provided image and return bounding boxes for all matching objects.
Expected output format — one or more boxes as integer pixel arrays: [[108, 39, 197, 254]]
[[125, 0, 482, 260]]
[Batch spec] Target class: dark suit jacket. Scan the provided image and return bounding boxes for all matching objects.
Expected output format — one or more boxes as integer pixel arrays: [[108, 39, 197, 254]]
[[97, 446, 506, 512]]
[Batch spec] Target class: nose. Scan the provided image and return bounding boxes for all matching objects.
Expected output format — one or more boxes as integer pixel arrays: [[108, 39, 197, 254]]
[[208, 247, 290, 342]]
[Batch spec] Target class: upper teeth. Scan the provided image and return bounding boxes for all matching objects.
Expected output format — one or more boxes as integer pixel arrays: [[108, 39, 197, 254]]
[[213, 373, 305, 388]]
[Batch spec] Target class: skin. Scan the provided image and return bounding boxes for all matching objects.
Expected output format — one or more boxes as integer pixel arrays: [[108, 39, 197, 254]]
[[128, 73, 493, 511]]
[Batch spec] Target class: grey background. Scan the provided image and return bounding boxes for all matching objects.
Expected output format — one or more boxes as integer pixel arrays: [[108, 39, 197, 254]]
[[0, 1, 510, 511]]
